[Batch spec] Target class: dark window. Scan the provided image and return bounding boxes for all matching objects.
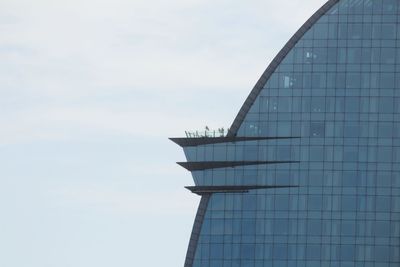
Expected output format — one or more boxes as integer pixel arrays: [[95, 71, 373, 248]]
[[310, 122, 325, 137]]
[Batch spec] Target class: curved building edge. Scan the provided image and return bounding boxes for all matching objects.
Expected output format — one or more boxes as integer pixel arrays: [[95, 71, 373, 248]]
[[183, 1, 339, 266], [227, 0, 339, 137]]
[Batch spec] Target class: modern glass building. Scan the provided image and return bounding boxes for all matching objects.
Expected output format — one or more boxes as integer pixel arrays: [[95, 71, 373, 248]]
[[171, 0, 400, 266]]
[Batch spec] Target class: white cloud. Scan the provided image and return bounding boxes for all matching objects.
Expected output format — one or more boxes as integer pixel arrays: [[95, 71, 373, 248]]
[[0, 0, 328, 145], [0, 1, 330, 266], [0, 0, 327, 95], [51, 181, 199, 216]]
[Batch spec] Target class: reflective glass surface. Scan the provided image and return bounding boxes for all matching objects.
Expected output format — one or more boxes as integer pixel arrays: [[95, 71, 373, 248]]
[[182, 1, 400, 266]]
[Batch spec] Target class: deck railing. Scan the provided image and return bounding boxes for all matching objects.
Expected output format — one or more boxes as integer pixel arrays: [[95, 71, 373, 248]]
[[185, 128, 229, 138]]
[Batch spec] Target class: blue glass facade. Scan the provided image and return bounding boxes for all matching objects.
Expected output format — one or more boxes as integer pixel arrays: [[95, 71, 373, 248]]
[[172, 1, 400, 266]]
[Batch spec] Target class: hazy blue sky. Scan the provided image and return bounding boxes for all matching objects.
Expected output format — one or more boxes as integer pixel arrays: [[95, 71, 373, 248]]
[[0, 0, 327, 266]]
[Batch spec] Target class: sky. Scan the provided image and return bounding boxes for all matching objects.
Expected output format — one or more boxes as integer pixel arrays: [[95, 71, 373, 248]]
[[0, 0, 327, 266]]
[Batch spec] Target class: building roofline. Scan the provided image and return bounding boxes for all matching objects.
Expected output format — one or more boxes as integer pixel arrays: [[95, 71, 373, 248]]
[[169, 136, 299, 147], [227, 0, 339, 137], [185, 185, 298, 195], [177, 160, 299, 171]]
